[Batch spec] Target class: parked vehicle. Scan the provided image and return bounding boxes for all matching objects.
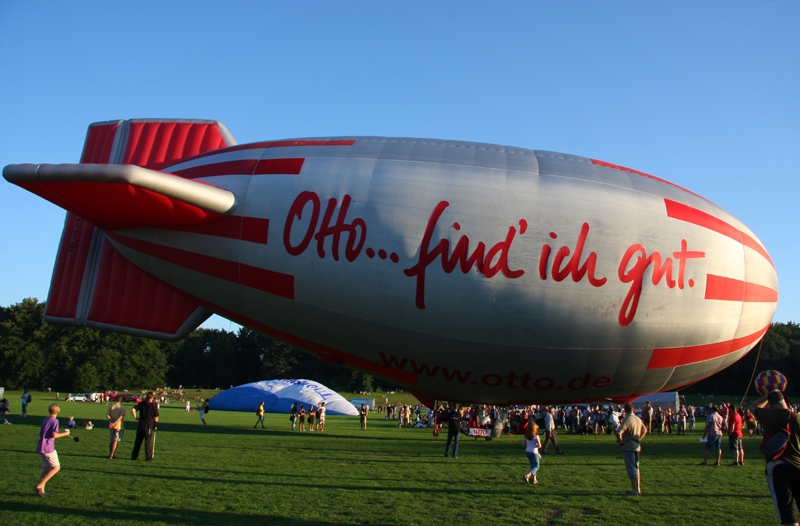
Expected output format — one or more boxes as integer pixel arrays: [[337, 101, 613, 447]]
[[66, 393, 89, 402], [122, 394, 142, 403]]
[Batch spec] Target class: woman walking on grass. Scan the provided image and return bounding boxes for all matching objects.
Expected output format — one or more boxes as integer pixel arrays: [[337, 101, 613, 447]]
[[523, 422, 541, 485]]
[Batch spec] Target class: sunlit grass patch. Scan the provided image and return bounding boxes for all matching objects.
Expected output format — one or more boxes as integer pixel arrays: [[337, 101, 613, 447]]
[[0, 390, 776, 525]]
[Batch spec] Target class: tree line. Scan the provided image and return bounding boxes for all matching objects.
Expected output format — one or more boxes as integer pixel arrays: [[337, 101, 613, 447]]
[[687, 321, 800, 399], [0, 298, 376, 394], [1, 298, 798, 399]]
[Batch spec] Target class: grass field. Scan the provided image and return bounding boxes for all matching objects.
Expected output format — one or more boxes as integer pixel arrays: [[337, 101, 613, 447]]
[[0, 390, 778, 525]]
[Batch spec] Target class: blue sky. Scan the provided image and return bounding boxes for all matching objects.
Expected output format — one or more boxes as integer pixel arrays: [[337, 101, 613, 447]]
[[1, 2, 798, 331]]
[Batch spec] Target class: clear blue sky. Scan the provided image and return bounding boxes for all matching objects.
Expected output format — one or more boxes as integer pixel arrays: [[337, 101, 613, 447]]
[[1, 2, 798, 331]]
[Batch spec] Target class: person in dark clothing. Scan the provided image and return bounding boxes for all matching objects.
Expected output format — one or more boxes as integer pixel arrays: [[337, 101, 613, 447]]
[[444, 404, 462, 458], [751, 390, 800, 525], [130, 392, 159, 461]]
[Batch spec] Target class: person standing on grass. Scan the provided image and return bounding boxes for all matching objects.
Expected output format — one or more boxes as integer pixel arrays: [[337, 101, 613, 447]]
[[308, 405, 316, 431], [359, 403, 369, 431], [676, 405, 687, 435], [291, 403, 298, 430], [254, 401, 266, 429], [317, 402, 326, 431], [131, 392, 159, 461], [608, 406, 621, 433], [299, 404, 306, 431], [523, 422, 542, 484], [728, 403, 744, 466], [615, 402, 647, 496], [641, 401, 652, 432], [21, 390, 31, 417], [106, 394, 125, 459], [745, 410, 757, 437], [35, 403, 70, 497], [444, 404, 461, 458], [541, 407, 564, 455], [750, 390, 800, 526], [197, 400, 209, 426], [700, 404, 724, 466]]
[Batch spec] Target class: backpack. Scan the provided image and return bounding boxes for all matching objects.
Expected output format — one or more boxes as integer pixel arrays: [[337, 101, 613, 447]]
[[760, 411, 796, 462]]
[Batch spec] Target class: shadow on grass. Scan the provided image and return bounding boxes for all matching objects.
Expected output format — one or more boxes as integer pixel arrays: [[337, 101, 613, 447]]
[[2, 416, 46, 429], [56, 465, 768, 499], [1, 502, 368, 526]]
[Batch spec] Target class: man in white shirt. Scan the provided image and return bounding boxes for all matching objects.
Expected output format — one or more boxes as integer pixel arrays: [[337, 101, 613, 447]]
[[616, 403, 647, 496], [700, 404, 725, 466], [609, 406, 621, 429], [542, 407, 564, 455]]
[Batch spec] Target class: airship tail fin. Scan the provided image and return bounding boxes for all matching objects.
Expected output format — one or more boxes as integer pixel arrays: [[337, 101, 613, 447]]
[[8, 119, 237, 340], [42, 211, 213, 340]]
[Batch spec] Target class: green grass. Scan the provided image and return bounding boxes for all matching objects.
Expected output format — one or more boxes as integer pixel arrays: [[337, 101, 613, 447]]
[[0, 390, 776, 525]]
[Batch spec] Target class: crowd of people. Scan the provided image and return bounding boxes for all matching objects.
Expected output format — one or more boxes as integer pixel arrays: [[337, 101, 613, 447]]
[[287, 402, 327, 431]]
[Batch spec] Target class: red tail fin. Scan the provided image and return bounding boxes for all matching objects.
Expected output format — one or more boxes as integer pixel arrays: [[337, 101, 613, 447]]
[[41, 119, 236, 340]]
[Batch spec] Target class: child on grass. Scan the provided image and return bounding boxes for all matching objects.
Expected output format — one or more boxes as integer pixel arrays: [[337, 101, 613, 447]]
[[35, 403, 71, 497]]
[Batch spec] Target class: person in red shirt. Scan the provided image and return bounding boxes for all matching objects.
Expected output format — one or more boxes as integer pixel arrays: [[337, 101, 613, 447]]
[[727, 403, 744, 466]]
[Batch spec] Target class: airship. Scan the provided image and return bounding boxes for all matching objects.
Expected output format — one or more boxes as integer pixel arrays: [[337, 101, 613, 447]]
[[3, 118, 778, 406]]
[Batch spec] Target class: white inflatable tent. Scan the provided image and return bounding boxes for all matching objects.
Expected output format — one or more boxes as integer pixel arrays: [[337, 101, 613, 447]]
[[208, 379, 359, 416]]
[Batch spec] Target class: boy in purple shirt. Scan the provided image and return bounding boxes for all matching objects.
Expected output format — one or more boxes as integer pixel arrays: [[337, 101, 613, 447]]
[[35, 403, 71, 497]]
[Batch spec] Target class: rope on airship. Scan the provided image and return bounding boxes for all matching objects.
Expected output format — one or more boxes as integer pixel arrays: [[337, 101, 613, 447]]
[[739, 337, 766, 409]]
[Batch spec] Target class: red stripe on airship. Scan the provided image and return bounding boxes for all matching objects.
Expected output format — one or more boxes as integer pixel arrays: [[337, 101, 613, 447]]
[[170, 158, 306, 180], [165, 216, 270, 244], [591, 159, 705, 199], [219, 139, 357, 153], [163, 139, 357, 168], [704, 274, 778, 303], [171, 159, 258, 179], [664, 199, 774, 268], [646, 325, 769, 370], [106, 232, 293, 299]]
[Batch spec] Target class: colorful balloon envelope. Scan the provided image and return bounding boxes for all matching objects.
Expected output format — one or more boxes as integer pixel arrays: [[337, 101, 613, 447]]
[[754, 370, 788, 396]]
